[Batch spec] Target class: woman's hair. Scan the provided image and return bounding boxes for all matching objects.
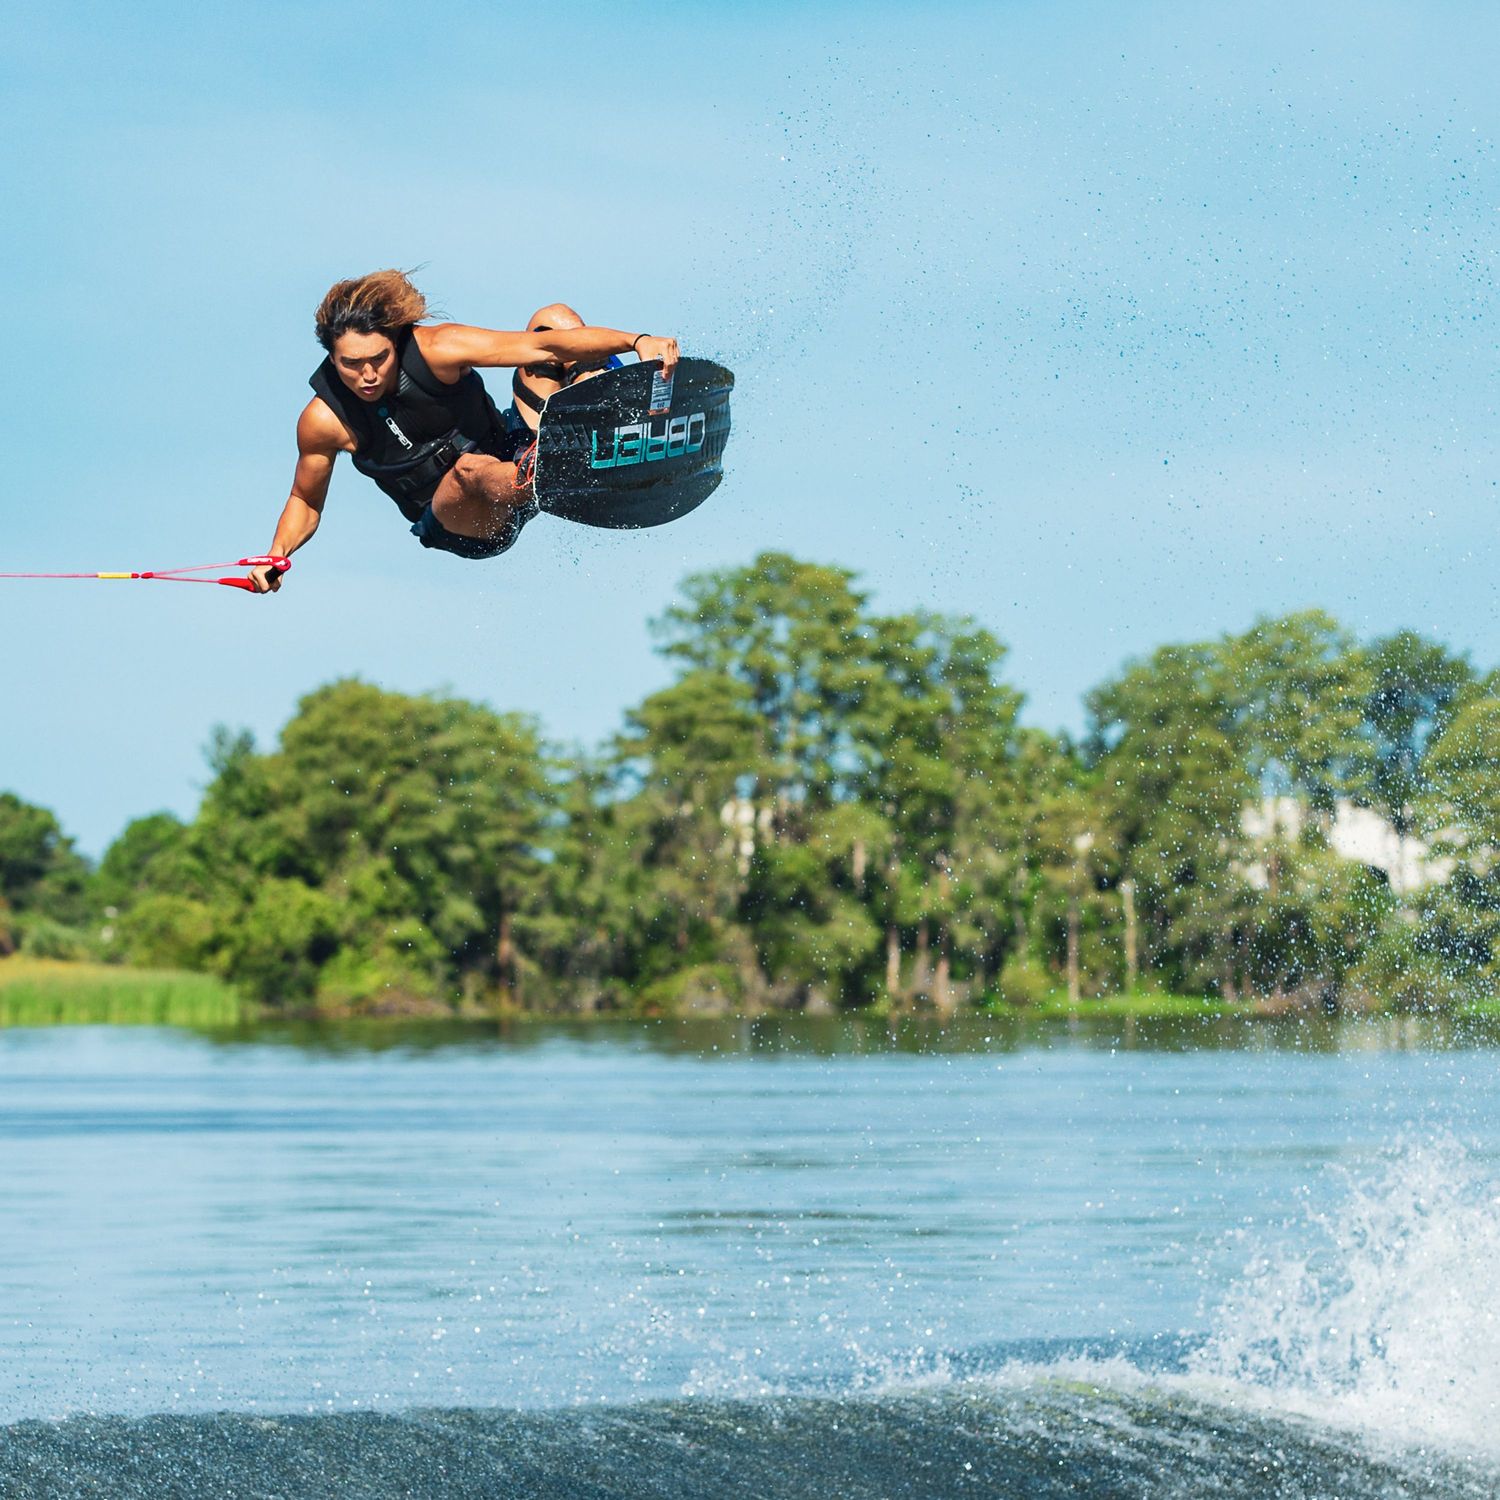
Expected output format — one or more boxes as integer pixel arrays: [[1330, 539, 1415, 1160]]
[[314, 269, 429, 349]]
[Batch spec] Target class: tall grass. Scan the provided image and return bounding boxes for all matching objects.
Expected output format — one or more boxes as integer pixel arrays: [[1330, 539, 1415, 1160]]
[[0, 958, 242, 1027], [993, 987, 1259, 1019]]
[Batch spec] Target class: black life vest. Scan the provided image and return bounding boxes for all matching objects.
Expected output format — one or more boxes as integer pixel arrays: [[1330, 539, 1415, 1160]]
[[309, 329, 506, 522]]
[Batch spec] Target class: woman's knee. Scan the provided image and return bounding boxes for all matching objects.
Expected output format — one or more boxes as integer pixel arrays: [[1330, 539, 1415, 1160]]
[[529, 302, 583, 331], [452, 452, 493, 495]]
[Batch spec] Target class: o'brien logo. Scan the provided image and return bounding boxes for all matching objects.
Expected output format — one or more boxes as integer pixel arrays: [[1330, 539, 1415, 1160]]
[[379, 407, 414, 451], [590, 412, 706, 469]]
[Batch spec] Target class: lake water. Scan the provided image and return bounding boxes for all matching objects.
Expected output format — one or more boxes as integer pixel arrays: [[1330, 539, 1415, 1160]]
[[3, 1015, 1500, 1497]]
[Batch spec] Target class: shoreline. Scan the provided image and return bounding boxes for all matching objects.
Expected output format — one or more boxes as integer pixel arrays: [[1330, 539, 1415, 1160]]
[[1, 957, 1492, 1029]]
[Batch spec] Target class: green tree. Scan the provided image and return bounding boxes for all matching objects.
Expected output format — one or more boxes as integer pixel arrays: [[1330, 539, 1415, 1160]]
[[610, 670, 764, 997], [653, 552, 884, 816], [106, 682, 558, 1006], [114, 893, 220, 971], [79, 559, 1497, 1019], [1218, 611, 1371, 815], [1089, 644, 1253, 994], [1031, 768, 1118, 1002], [649, 554, 893, 1003], [739, 811, 883, 1007], [1240, 841, 1394, 1003], [278, 682, 550, 978], [517, 754, 641, 1008], [0, 791, 90, 952], [858, 612, 1024, 1009], [1360, 631, 1474, 840], [91, 812, 200, 915], [1402, 696, 1500, 1006], [650, 558, 1032, 1010]]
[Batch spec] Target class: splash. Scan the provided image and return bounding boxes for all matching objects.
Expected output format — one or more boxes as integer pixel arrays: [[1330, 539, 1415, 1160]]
[[679, 1139, 1500, 1466], [1189, 1138, 1500, 1455]]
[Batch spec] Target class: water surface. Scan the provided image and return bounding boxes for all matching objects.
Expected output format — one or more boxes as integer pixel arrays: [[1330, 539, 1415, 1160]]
[[3, 1016, 1498, 1494]]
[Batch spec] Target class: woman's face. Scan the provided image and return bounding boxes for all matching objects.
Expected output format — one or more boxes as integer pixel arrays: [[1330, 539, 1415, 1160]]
[[330, 331, 397, 403]]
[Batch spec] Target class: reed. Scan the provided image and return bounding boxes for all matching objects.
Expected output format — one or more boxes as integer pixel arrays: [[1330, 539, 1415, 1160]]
[[1004, 988, 1256, 1019], [0, 958, 241, 1027]]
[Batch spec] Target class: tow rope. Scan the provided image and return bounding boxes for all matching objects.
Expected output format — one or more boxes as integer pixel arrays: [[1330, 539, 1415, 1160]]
[[0, 555, 290, 593]]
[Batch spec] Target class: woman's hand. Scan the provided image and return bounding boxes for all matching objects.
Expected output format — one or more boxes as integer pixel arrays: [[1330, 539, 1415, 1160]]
[[634, 335, 680, 376]]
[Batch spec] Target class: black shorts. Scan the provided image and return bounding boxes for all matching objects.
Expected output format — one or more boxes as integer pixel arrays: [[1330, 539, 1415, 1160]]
[[409, 405, 538, 561]]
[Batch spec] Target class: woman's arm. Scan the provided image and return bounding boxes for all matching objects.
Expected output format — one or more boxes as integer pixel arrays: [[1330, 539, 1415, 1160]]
[[249, 403, 340, 594], [424, 322, 680, 378]]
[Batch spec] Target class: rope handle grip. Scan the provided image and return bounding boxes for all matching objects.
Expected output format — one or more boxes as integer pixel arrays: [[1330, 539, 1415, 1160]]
[[218, 555, 292, 592]]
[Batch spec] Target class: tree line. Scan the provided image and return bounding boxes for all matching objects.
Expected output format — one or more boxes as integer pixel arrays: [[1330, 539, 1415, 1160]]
[[3, 552, 1498, 1015]]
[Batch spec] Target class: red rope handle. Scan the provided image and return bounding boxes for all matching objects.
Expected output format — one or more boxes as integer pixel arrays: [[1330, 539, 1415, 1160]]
[[0, 556, 291, 591]]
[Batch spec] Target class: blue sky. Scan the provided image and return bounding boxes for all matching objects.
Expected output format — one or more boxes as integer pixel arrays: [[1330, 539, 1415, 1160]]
[[1, 0, 1496, 853]]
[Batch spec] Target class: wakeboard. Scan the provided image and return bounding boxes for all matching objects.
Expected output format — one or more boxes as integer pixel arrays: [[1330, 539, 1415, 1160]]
[[533, 357, 733, 529]]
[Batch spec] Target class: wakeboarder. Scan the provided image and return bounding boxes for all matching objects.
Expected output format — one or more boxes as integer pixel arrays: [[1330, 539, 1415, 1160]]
[[248, 269, 679, 593]]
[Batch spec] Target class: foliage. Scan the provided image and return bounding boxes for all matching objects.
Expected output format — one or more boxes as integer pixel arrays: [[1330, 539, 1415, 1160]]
[[0, 791, 91, 954], [992, 954, 1055, 1008], [1360, 632, 1474, 839], [6, 556, 1497, 1016], [1089, 643, 1253, 993]]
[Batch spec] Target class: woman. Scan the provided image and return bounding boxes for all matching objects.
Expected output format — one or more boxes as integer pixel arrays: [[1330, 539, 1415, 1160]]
[[249, 270, 679, 593]]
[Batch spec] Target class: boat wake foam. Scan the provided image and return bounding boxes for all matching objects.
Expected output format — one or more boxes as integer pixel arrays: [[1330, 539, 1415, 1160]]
[[6, 1140, 1498, 1497], [3, 1382, 1493, 1500]]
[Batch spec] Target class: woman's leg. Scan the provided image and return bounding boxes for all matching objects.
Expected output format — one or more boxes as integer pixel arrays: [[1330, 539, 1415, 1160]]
[[512, 302, 599, 429], [428, 452, 531, 540], [432, 298, 612, 539]]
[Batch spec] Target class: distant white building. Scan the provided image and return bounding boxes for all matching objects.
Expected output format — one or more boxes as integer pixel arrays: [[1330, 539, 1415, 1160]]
[[1242, 797, 1450, 894], [719, 792, 1451, 896], [721, 797, 774, 876]]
